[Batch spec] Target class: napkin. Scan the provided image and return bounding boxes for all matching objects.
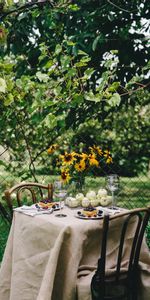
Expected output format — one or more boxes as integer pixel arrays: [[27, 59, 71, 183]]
[[97, 206, 127, 215], [14, 205, 54, 216]]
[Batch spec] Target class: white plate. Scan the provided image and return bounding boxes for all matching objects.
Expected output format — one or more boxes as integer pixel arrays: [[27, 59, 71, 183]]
[[75, 211, 104, 220], [33, 202, 61, 211]]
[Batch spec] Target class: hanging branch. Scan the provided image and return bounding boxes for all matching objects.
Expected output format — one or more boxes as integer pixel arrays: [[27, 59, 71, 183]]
[[29, 130, 60, 170], [0, 0, 54, 21], [120, 81, 150, 97], [107, 0, 138, 14], [14, 111, 38, 182]]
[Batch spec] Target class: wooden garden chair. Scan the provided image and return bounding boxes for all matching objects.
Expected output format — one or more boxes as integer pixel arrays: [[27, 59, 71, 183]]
[[4, 182, 53, 221]]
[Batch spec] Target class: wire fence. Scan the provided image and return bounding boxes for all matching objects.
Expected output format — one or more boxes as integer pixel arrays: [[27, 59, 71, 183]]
[[0, 146, 149, 210], [0, 145, 149, 261]]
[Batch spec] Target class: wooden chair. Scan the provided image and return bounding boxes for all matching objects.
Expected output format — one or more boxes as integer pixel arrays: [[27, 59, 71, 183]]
[[4, 182, 53, 221], [90, 207, 150, 300]]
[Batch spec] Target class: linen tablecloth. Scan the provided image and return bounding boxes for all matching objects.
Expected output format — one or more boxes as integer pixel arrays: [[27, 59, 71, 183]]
[[0, 206, 149, 300]]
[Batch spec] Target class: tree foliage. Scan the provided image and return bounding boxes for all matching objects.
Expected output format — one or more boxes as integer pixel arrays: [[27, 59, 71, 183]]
[[0, 0, 149, 179]]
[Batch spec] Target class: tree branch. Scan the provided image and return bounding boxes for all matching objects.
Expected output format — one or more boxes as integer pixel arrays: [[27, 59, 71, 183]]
[[120, 82, 150, 97], [14, 111, 38, 182], [0, 0, 54, 21], [107, 0, 138, 14]]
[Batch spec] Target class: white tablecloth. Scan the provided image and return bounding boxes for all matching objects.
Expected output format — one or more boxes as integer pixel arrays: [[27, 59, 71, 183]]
[[0, 206, 149, 300]]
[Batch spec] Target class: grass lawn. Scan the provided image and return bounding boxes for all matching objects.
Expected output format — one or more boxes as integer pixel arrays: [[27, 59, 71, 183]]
[[0, 175, 150, 262]]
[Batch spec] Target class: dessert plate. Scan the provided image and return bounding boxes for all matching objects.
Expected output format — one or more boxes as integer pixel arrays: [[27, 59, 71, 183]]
[[75, 210, 104, 220], [34, 202, 61, 211]]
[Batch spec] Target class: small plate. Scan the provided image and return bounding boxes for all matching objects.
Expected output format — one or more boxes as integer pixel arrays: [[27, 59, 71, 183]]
[[34, 202, 61, 211], [75, 210, 104, 220]]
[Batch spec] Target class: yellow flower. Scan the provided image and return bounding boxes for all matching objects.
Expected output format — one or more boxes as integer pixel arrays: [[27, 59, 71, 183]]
[[89, 146, 94, 154], [104, 150, 112, 164], [93, 145, 103, 156], [104, 150, 111, 157], [79, 153, 88, 160], [47, 144, 58, 154], [59, 151, 76, 165], [106, 156, 113, 164], [88, 154, 99, 167], [60, 169, 71, 183], [75, 160, 86, 172]]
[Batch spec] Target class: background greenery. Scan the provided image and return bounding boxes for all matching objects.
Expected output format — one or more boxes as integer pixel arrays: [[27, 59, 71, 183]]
[[0, 0, 149, 261], [0, 0, 149, 180]]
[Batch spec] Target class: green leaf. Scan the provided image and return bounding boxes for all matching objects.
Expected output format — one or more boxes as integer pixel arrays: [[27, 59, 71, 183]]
[[84, 68, 95, 79], [0, 78, 7, 93], [96, 71, 110, 92], [110, 50, 119, 54], [108, 81, 120, 92], [44, 60, 54, 69], [66, 41, 76, 46], [108, 93, 121, 107], [60, 55, 71, 69], [43, 114, 57, 129], [71, 94, 84, 107], [55, 44, 62, 55], [75, 56, 91, 67], [84, 91, 103, 102], [67, 68, 76, 77], [36, 72, 49, 83], [68, 4, 80, 11], [4, 93, 14, 106], [78, 50, 88, 56], [92, 36, 100, 51]]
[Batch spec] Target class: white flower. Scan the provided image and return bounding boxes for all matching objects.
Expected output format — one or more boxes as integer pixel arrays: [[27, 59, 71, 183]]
[[90, 199, 99, 207], [82, 197, 90, 207], [97, 189, 107, 197], [68, 197, 79, 208], [86, 191, 96, 200], [65, 196, 74, 206], [76, 193, 84, 203], [100, 196, 112, 207]]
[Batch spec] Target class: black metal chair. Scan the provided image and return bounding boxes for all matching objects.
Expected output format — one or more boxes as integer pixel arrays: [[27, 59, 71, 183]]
[[91, 207, 150, 300], [4, 182, 53, 221]]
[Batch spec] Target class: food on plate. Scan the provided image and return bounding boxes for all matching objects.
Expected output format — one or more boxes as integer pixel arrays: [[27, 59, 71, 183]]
[[77, 205, 103, 218], [82, 206, 97, 217], [36, 201, 59, 210]]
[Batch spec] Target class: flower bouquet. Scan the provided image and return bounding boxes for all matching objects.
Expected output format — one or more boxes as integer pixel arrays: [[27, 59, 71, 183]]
[[47, 145, 112, 191]]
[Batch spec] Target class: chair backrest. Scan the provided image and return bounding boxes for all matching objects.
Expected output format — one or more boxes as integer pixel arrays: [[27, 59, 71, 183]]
[[4, 182, 53, 219], [91, 207, 150, 299]]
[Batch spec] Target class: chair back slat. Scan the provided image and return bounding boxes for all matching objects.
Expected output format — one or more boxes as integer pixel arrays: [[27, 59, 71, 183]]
[[127, 213, 142, 275], [116, 213, 142, 282], [98, 214, 110, 282], [133, 208, 150, 269], [17, 187, 37, 206]]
